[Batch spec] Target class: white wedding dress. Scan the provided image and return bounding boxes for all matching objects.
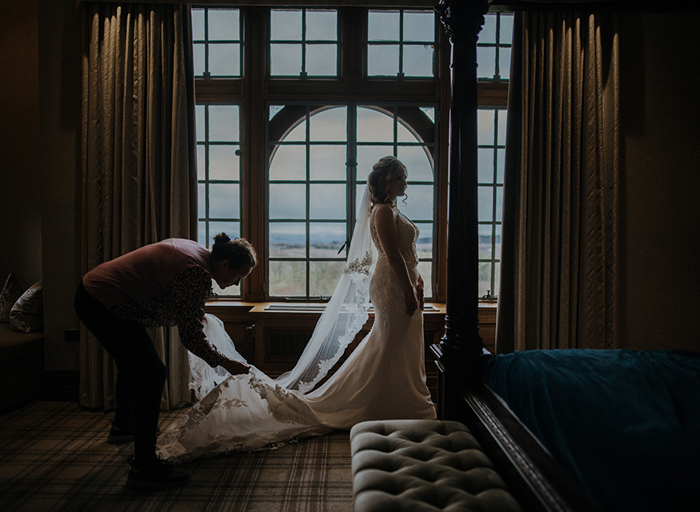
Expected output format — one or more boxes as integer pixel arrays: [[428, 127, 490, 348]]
[[156, 204, 436, 462]]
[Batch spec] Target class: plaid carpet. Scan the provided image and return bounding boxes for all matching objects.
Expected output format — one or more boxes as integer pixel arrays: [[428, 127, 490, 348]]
[[0, 401, 353, 512]]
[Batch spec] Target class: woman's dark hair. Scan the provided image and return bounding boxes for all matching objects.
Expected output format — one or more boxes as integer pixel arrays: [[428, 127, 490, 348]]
[[367, 156, 407, 205], [211, 233, 257, 269]]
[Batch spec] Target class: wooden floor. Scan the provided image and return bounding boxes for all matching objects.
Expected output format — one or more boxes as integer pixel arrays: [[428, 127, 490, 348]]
[[0, 400, 353, 512]]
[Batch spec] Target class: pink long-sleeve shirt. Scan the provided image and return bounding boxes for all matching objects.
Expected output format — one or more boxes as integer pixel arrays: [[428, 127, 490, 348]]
[[82, 238, 227, 367]]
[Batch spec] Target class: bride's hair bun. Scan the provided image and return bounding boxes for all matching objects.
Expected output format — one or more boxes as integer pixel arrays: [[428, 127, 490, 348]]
[[368, 156, 406, 205]]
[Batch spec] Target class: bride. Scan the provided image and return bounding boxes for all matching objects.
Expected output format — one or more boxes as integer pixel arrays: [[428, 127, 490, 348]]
[[157, 156, 436, 462]]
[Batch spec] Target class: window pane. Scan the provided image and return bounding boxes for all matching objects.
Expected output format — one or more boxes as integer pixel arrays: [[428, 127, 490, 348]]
[[478, 148, 495, 184], [479, 224, 493, 258], [357, 146, 393, 183], [271, 10, 302, 41], [209, 221, 240, 241], [480, 14, 497, 44], [193, 44, 205, 76], [209, 43, 240, 76], [496, 187, 503, 222], [310, 223, 346, 258], [209, 146, 240, 181], [198, 221, 207, 247], [209, 183, 239, 218], [196, 105, 205, 141], [479, 262, 492, 297], [478, 186, 493, 221], [368, 11, 400, 41], [198, 183, 206, 218], [496, 148, 506, 184], [212, 280, 242, 297], [271, 44, 302, 75], [192, 9, 205, 40], [499, 48, 511, 80], [500, 14, 514, 44], [306, 10, 337, 41], [497, 110, 508, 145], [209, 105, 239, 141], [310, 184, 346, 219], [477, 47, 496, 79], [309, 107, 346, 142], [403, 44, 434, 77], [283, 119, 307, 142], [415, 222, 433, 258], [269, 261, 306, 297], [397, 146, 433, 182], [270, 184, 306, 219], [270, 145, 306, 181], [368, 44, 400, 76], [310, 261, 345, 297], [269, 223, 306, 257], [357, 108, 393, 143], [309, 145, 346, 181], [401, 184, 433, 221], [197, 145, 206, 180], [494, 225, 502, 260], [403, 11, 434, 42], [418, 261, 432, 299], [209, 9, 239, 41], [306, 44, 337, 76], [478, 110, 495, 145]]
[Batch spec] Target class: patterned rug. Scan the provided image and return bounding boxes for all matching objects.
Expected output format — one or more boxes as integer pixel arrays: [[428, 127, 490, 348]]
[[0, 401, 353, 512]]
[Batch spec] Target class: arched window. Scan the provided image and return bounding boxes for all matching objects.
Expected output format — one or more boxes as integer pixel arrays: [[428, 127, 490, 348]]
[[267, 104, 436, 300]]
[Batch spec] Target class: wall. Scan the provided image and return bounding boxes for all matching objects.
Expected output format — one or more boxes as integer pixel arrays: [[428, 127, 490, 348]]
[[38, 0, 82, 371], [3, 7, 699, 383], [0, 2, 42, 287], [619, 13, 700, 351]]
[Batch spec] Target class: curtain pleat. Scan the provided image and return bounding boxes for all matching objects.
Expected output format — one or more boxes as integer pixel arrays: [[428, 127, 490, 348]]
[[496, 11, 620, 352], [80, 3, 197, 410]]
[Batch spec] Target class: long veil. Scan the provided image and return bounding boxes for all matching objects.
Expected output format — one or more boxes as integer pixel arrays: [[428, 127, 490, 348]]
[[274, 186, 377, 393], [189, 186, 377, 397]]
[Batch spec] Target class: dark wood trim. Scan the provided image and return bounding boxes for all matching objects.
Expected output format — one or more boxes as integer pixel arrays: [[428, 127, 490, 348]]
[[461, 383, 598, 512]]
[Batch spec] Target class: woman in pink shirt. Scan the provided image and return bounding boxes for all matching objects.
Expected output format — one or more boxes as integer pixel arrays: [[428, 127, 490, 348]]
[[74, 233, 255, 489]]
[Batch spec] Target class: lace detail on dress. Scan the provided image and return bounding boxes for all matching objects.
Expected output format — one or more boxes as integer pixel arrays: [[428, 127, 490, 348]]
[[344, 251, 373, 275]]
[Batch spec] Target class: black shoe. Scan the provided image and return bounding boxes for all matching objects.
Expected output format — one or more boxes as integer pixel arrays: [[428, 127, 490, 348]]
[[127, 456, 190, 490], [108, 422, 161, 445]]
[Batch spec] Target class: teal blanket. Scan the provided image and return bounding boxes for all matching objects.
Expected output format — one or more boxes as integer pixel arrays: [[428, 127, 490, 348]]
[[484, 349, 700, 511]]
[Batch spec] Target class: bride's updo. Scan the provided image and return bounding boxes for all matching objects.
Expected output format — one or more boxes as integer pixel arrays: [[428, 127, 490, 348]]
[[211, 233, 257, 269], [367, 156, 406, 205]]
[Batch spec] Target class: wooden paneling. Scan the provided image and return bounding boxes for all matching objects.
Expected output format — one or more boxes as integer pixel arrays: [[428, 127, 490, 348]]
[[206, 301, 498, 402]]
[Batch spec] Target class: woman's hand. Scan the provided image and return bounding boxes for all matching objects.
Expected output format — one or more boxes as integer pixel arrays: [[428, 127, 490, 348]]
[[405, 288, 419, 316], [416, 274, 425, 310], [220, 358, 251, 376]]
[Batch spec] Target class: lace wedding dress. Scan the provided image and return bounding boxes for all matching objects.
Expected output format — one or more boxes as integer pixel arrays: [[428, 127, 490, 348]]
[[156, 198, 436, 462]]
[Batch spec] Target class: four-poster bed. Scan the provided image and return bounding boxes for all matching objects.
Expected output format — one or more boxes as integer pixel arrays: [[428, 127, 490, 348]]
[[429, 1, 700, 511]]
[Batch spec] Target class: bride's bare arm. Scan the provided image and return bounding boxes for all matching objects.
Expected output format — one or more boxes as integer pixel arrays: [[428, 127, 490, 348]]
[[373, 204, 419, 315]]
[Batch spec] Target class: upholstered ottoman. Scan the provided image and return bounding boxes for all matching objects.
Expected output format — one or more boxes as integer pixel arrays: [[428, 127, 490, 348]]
[[350, 419, 522, 512]]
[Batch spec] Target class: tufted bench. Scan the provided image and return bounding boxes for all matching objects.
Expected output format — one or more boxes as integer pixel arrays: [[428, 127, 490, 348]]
[[350, 419, 523, 512]]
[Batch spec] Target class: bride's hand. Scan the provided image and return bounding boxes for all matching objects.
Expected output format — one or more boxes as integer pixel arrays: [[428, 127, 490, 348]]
[[220, 358, 251, 376], [416, 275, 425, 310]]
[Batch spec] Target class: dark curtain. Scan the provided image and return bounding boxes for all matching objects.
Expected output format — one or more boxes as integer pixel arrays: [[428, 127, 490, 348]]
[[79, 3, 198, 409], [496, 11, 621, 352]]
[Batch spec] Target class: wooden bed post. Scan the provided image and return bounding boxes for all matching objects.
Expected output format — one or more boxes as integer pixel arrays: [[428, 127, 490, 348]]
[[432, 0, 489, 420]]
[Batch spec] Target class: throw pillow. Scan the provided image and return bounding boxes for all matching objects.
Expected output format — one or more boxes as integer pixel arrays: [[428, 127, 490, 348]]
[[10, 281, 43, 333], [0, 272, 28, 323]]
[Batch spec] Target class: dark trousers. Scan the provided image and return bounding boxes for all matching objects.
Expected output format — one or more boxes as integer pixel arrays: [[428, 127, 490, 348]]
[[74, 282, 166, 462]]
